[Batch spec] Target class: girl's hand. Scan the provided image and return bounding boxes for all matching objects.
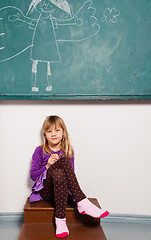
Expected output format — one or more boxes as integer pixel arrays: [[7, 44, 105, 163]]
[[46, 154, 59, 168]]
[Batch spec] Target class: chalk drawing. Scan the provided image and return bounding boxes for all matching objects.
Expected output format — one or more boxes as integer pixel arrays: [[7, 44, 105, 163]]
[[101, 7, 120, 24], [0, 0, 100, 92], [107, 66, 112, 72]]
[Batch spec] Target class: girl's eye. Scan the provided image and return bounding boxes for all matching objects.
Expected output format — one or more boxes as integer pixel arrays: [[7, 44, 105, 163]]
[[47, 3, 53, 8], [56, 129, 60, 132], [60, 13, 65, 17], [40, 2, 45, 7]]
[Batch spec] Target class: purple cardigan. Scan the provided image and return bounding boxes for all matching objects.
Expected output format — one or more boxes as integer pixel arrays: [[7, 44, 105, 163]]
[[30, 146, 74, 202]]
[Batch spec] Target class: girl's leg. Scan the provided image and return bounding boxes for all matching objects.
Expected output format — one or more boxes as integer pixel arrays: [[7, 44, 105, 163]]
[[40, 168, 68, 218], [32, 60, 39, 92], [41, 159, 85, 217], [53, 158, 109, 219], [46, 62, 52, 91], [52, 169, 69, 238], [40, 166, 69, 238], [51, 157, 86, 203], [52, 169, 68, 218]]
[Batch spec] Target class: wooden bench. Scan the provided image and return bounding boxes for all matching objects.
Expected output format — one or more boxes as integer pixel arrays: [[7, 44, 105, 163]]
[[18, 197, 107, 240]]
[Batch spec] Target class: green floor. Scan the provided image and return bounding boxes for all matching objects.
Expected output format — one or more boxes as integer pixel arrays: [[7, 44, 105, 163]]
[[102, 222, 151, 240], [0, 221, 151, 240]]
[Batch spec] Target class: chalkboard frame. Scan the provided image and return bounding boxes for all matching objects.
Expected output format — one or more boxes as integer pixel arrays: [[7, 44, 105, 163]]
[[1, 93, 151, 100]]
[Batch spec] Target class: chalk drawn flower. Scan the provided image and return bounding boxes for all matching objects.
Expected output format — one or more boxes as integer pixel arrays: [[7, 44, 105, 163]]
[[101, 7, 120, 24]]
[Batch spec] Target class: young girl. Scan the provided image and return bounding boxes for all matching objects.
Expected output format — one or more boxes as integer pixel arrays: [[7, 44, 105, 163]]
[[27, 0, 72, 92], [30, 115, 109, 238]]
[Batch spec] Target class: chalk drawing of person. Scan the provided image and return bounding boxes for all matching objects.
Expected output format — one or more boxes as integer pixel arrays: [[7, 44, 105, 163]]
[[27, 0, 72, 92]]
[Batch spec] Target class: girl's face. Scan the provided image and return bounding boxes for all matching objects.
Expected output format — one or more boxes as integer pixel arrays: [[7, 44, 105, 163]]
[[45, 123, 63, 149], [36, 0, 69, 19]]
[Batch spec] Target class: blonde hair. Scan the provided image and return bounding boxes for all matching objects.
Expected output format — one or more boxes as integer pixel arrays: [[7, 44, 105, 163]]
[[27, 0, 71, 15], [41, 115, 73, 159]]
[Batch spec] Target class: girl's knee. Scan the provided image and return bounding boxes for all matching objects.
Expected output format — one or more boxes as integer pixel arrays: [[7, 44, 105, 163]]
[[59, 157, 71, 166], [52, 169, 66, 183], [49, 157, 72, 171]]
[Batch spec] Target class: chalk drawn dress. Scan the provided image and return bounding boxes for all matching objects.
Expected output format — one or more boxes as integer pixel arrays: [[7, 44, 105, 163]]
[[31, 15, 61, 63]]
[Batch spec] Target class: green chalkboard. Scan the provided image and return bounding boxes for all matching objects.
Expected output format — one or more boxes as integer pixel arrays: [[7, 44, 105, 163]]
[[0, 0, 151, 99]]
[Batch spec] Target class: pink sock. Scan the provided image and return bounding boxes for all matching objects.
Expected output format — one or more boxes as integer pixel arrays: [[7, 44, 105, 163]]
[[77, 198, 109, 218], [55, 217, 69, 238]]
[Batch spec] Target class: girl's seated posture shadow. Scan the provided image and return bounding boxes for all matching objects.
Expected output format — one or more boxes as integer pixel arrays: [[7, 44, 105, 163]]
[[30, 115, 109, 238]]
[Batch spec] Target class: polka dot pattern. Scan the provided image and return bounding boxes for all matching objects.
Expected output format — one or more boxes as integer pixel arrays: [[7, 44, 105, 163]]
[[40, 157, 86, 218]]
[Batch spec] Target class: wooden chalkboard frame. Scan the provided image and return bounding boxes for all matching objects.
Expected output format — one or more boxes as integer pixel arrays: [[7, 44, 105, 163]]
[[1, 93, 151, 100], [0, 0, 151, 100]]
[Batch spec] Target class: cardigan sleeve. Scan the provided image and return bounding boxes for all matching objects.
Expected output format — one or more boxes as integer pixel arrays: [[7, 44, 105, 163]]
[[30, 146, 47, 181]]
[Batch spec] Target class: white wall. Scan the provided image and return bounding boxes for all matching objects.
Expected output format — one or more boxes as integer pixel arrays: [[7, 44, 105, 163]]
[[0, 100, 151, 216]]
